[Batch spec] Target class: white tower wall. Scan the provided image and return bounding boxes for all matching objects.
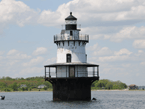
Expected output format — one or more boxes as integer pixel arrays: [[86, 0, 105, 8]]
[[57, 41, 86, 63]]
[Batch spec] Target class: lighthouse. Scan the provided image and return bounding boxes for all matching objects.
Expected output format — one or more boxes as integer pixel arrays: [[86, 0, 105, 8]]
[[44, 12, 99, 101]]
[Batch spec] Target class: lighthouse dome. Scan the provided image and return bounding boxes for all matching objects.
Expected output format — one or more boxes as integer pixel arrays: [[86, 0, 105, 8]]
[[65, 12, 77, 20]]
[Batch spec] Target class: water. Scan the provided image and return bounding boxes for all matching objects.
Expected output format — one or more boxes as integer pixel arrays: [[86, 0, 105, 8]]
[[0, 91, 145, 109]]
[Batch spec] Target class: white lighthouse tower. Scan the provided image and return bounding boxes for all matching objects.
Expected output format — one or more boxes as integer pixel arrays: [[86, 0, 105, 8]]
[[45, 12, 99, 101]]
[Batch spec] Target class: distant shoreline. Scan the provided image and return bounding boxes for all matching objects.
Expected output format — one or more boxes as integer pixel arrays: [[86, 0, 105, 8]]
[[0, 90, 52, 93], [92, 89, 129, 91], [1, 89, 145, 93], [92, 89, 145, 91]]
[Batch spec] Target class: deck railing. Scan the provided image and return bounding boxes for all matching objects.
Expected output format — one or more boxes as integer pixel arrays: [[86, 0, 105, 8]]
[[45, 71, 99, 78], [54, 34, 89, 42]]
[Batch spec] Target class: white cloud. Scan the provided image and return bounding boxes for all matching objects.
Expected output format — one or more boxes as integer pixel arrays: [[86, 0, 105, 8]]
[[98, 55, 130, 62], [7, 49, 31, 59], [7, 60, 19, 66], [0, 56, 4, 60], [121, 64, 131, 68], [1, 0, 145, 32], [0, 0, 38, 34], [133, 40, 145, 48], [114, 48, 132, 56], [97, 48, 132, 62], [15, 67, 43, 77], [85, 26, 145, 42], [82, 26, 122, 40], [38, 11, 61, 26], [140, 61, 145, 65], [44, 57, 56, 65], [37, 0, 145, 27], [32, 47, 47, 55], [93, 47, 113, 56], [0, 51, 4, 55], [7, 49, 18, 55], [23, 56, 44, 67], [87, 43, 98, 51], [138, 50, 144, 54]]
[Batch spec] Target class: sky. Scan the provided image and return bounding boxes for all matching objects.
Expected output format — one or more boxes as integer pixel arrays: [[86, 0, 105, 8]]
[[0, 0, 145, 86]]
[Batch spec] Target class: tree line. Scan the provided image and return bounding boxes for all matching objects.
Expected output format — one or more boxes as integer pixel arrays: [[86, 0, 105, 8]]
[[91, 79, 127, 90], [0, 76, 52, 91], [0, 77, 127, 91]]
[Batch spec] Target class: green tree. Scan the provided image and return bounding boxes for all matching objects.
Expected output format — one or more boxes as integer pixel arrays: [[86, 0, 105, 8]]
[[11, 82, 18, 91], [113, 84, 119, 89], [106, 82, 113, 89], [95, 79, 109, 88], [44, 81, 52, 88], [44, 87, 48, 90]]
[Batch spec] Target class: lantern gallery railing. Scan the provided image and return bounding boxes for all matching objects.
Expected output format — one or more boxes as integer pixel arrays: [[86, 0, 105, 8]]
[[45, 71, 99, 78], [54, 34, 89, 42]]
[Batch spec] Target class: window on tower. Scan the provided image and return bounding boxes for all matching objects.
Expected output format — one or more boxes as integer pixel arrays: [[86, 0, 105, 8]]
[[66, 54, 71, 63], [70, 31, 73, 36]]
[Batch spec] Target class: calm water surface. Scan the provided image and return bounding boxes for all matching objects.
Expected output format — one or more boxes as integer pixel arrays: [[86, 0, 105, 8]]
[[0, 91, 145, 109]]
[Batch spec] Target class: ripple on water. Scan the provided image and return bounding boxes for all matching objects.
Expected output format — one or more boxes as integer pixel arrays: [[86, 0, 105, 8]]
[[0, 91, 145, 109]]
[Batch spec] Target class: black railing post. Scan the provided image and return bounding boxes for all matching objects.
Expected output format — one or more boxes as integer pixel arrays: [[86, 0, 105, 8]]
[[56, 66, 57, 78], [49, 67, 50, 78], [97, 65, 99, 77], [93, 67, 95, 77], [45, 67, 46, 79], [66, 66, 67, 78], [77, 66, 78, 77], [94, 67, 95, 76]]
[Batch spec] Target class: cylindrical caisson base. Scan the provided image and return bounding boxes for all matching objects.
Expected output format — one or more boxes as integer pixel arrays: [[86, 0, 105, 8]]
[[46, 77, 99, 101]]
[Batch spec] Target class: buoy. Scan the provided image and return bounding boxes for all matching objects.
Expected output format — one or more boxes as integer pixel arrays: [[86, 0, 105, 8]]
[[0, 96, 5, 100], [92, 98, 96, 100]]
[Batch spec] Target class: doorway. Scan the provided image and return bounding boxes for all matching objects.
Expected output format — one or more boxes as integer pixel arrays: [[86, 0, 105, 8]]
[[69, 66, 75, 77]]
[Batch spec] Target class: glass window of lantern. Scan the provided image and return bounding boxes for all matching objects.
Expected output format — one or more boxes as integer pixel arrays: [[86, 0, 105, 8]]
[[65, 20, 77, 24]]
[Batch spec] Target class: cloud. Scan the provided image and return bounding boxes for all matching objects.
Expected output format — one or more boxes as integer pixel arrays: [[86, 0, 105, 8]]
[[133, 40, 145, 48], [37, 0, 145, 27], [0, 56, 4, 60], [87, 43, 98, 51], [7, 49, 18, 55], [7, 60, 19, 66], [0, 0, 38, 34], [44, 57, 56, 65], [138, 50, 144, 54], [15, 67, 43, 77], [0, 51, 5, 55], [82, 26, 122, 40], [0, 0, 38, 26], [38, 11, 61, 27], [140, 61, 145, 65], [114, 48, 132, 56], [105, 26, 145, 42], [7, 49, 31, 59], [87, 43, 113, 56], [1, 0, 145, 32], [93, 47, 113, 56], [84, 26, 145, 42], [32, 47, 47, 55], [96, 48, 132, 62], [23, 56, 44, 67], [98, 55, 130, 62]]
